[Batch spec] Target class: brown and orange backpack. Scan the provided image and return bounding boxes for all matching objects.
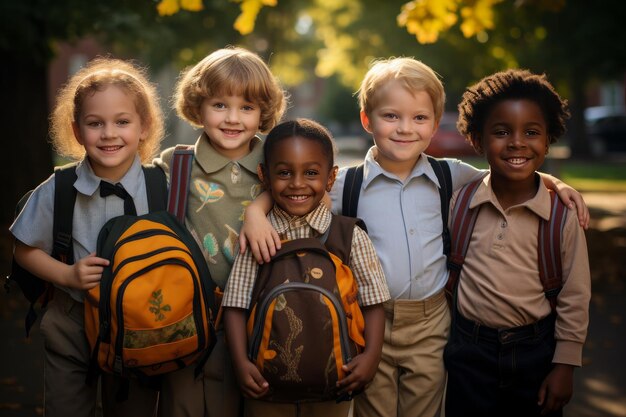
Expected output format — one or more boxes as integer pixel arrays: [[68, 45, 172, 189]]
[[246, 215, 366, 403]]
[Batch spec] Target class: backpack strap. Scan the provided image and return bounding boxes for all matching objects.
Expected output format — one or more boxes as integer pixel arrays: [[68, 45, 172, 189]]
[[341, 159, 452, 257], [168, 145, 195, 223], [445, 179, 482, 302], [165, 145, 218, 376], [142, 165, 168, 212], [446, 182, 567, 313], [324, 215, 366, 265], [12, 165, 76, 336], [539, 191, 567, 312], [341, 164, 364, 218], [21, 165, 78, 335], [427, 156, 453, 257], [52, 165, 78, 265]]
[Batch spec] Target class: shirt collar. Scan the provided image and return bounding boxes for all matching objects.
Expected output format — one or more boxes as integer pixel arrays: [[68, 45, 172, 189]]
[[269, 203, 332, 236], [194, 132, 263, 174], [74, 155, 143, 198], [471, 173, 552, 220], [361, 146, 443, 189]]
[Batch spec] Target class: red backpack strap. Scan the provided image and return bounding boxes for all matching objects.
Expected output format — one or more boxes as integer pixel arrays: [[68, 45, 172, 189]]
[[445, 180, 482, 301], [168, 145, 195, 223], [538, 191, 567, 312]]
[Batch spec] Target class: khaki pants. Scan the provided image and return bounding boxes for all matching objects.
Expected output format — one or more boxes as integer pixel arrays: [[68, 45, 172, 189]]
[[40, 289, 158, 417], [245, 399, 352, 417], [354, 290, 450, 417], [158, 330, 241, 417]]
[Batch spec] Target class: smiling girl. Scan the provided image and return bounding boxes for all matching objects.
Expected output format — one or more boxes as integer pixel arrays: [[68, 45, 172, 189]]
[[10, 58, 164, 416]]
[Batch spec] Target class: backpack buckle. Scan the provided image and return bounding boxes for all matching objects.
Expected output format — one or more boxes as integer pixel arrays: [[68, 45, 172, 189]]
[[544, 287, 561, 298], [55, 232, 72, 250]]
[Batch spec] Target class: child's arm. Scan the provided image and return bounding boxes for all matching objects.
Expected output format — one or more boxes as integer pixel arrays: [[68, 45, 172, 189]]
[[223, 307, 269, 399], [238, 191, 280, 264], [537, 363, 574, 415], [14, 241, 108, 290], [539, 173, 589, 229], [336, 303, 385, 396]]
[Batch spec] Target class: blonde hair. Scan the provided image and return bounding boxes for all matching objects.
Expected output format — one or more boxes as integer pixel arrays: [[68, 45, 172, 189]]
[[50, 58, 164, 162], [357, 57, 445, 123], [174, 46, 287, 133]]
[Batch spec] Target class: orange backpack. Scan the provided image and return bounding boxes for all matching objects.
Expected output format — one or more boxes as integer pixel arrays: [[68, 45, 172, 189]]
[[84, 147, 217, 379], [246, 215, 366, 402]]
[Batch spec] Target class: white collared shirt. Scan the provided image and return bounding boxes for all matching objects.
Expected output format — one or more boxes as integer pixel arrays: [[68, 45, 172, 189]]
[[330, 147, 484, 300], [10, 156, 149, 301]]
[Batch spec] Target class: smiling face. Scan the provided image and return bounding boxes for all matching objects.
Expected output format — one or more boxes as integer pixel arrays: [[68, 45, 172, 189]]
[[261, 136, 337, 217], [361, 80, 438, 179], [481, 98, 549, 189], [72, 84, 145, 181], [199, 94, 261, 160]]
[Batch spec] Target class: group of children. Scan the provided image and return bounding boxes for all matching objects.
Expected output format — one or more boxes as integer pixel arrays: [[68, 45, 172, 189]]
[[10, 44, 590, 417]]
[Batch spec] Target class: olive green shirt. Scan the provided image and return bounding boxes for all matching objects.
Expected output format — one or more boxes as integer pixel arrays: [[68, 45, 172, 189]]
[[154, 133, 264, 289]]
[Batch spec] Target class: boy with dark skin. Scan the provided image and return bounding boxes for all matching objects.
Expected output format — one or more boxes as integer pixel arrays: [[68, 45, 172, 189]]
[[445, 69, 591, 417]]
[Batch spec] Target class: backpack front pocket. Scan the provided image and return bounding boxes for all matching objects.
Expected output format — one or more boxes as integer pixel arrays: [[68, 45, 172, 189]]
[[248, 282, 353, 401]]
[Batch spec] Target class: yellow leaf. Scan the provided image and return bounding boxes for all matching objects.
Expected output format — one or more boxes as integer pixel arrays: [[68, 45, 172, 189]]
[[181, 0, 203, 12], [459, 0, 502, 38], [398, 0, 459, 44], [233, 0, 276, 35], [157, 0, 180, 16]]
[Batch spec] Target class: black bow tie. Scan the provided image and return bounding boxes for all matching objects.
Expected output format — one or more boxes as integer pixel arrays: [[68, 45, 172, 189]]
[[100, 181, 137, 215]]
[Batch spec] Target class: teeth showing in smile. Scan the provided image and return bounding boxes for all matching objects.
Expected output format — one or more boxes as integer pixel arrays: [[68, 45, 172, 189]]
[[288, 195, 308, 201], [507, 158, 527, 165], [222, 129, 241, 135], [100, 146, 122, 151]]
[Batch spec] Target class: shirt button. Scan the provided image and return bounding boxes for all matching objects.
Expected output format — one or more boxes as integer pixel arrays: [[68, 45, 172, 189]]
[[231, 163, 241, 184], [409, 229, 415, 235], [497, 234, 504, 240], [501, 221, 507, 228]]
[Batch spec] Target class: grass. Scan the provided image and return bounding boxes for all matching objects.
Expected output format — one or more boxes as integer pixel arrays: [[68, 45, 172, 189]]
[[559, 161, 626, 192]]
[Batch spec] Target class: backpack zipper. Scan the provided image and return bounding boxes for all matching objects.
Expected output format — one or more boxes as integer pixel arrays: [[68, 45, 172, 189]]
[[99, 229, 191, 342], [110, 228, 180, 255], [111, 258, 204, 373], [248, 282, 353, 366], [98, 246, 191, 343]]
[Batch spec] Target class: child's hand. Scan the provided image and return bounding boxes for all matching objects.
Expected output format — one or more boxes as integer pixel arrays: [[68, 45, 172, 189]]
[[239, 205, 281, 264], [65, 253, 109, 290], [554, 182, 590, 229], [233, 360, 269, 399], [537, 363, 574, 415], [336, 351, 378, 396]]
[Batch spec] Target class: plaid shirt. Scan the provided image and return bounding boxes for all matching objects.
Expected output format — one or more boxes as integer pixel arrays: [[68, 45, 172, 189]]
[[222, 203, 390, 309]]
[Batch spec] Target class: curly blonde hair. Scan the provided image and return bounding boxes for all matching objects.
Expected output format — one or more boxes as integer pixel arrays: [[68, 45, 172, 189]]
[[174, 46, 287, 134], [50, 58, 164, 162], [357, 57, 445, 123]]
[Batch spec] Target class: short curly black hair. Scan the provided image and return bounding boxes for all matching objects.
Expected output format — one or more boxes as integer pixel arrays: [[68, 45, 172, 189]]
[[457, 69, 570, 152]]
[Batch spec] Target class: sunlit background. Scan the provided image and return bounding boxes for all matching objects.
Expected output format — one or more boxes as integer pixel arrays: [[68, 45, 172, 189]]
[[1, 1, 625, 415]]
